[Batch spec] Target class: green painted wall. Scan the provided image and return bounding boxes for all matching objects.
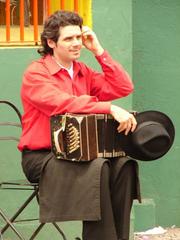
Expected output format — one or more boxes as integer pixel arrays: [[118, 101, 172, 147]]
[[132, 0, 180, 227], [84, 0, 133, 109]]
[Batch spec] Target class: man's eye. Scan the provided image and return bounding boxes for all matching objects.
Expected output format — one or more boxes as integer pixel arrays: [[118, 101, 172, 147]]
[[65, 37, 72, 41], [77, 36, 82, 40]]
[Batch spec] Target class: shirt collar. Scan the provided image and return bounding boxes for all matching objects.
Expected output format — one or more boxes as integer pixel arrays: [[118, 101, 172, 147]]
[[43, 54, 84, 77]]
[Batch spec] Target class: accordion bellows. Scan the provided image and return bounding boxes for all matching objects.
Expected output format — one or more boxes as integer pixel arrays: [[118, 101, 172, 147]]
[[50, 114, 126, 161]]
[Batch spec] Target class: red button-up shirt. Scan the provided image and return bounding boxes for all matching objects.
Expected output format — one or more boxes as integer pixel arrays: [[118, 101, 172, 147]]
[[18, 51, 133, 151]]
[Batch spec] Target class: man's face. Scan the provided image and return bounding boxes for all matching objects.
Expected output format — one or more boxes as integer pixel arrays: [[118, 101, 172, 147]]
[[48, 25, 82, 66]]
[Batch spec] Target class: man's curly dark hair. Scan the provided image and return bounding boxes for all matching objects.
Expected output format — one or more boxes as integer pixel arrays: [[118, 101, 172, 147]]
[[38, 10, 83, 56]]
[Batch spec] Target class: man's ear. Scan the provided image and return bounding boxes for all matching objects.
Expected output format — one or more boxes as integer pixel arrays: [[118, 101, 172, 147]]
[[47, 39, 56, 49]]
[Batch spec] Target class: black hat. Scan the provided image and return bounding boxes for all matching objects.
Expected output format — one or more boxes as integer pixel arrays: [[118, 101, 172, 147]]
[[119, 111, 175, 161]]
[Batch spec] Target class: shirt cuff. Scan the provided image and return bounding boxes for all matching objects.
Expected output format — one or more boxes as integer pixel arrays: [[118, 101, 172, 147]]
[[95, 101, 111, 114], [95, 50, 112, 64]]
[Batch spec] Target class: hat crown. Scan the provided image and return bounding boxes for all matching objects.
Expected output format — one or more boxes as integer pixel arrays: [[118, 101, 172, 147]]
[[133, 121, 170, 145], [119, 111, 175, 161]]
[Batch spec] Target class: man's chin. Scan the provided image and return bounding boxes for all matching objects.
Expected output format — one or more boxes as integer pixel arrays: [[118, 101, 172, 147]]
[[72, 53, 81, 60]]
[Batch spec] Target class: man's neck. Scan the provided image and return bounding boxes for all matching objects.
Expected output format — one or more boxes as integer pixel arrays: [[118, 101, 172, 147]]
[[52, 56, 74, 79], [53, 56, 72, 69]]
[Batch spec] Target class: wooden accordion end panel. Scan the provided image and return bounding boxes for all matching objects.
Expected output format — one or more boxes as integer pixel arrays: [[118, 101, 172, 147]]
[[50, 114, 126, 161]]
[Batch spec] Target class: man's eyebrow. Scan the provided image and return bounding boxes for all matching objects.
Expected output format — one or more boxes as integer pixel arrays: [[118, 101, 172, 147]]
[[63, 34, 82, 40]]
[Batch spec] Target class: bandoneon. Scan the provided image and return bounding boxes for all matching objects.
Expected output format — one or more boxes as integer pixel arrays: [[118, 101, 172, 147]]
[[50, 114, 126, 161]]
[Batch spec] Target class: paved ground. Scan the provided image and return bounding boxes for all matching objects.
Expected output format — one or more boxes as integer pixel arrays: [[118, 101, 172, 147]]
[[134, 227, 180, 240], [1, 229, 180, 240]]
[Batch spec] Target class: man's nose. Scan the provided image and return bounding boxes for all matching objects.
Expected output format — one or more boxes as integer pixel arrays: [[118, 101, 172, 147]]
[[72, 38, 82, 46]]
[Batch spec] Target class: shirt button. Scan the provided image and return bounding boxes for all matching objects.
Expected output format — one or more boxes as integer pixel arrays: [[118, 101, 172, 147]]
[[103, 57, 106, 61]]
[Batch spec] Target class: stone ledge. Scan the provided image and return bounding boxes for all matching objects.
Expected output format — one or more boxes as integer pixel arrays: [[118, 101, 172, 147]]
[[133, 198, 156, 232]]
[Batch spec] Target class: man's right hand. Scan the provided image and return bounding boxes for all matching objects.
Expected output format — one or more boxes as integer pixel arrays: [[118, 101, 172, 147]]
[[110, 105, 137, 135], [82, 26, 104, 56]]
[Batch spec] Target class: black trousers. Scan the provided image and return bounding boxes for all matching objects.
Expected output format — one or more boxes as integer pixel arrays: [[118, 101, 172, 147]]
[[22, 150, 139, 240], [83, 160, 137, 240]]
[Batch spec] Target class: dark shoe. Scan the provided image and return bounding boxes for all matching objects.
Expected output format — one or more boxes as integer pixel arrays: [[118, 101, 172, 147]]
[[75, 238, 81, 240]]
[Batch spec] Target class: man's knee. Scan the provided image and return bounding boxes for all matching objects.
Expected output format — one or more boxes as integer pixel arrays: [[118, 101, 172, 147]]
[[101, 162, 110, 182], [117, 160, 138, 186], [122, 160, 137, 174]]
